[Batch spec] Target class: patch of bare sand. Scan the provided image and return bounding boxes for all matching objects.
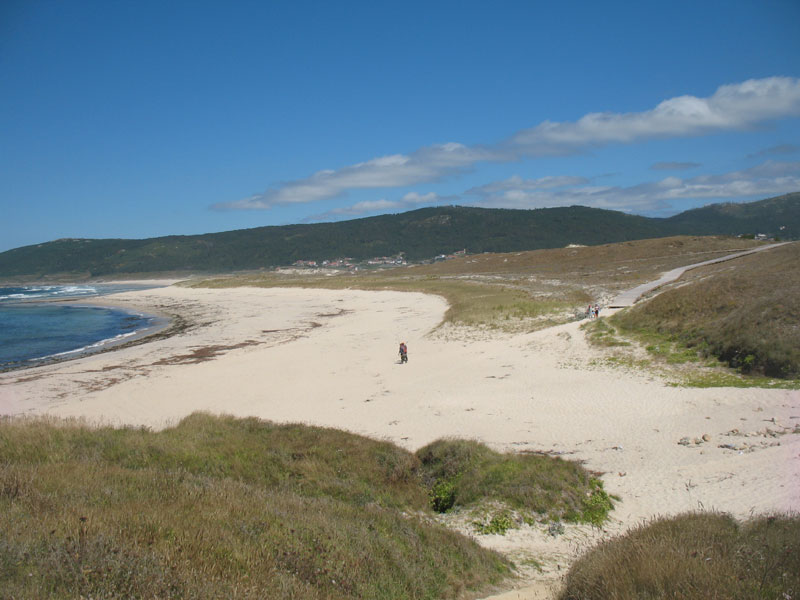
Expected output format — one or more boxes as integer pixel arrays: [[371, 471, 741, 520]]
[[1, 285, 797, 599]]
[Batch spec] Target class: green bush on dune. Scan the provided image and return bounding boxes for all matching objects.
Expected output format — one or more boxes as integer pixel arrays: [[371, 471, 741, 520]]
[[417, 439, 614, 526]]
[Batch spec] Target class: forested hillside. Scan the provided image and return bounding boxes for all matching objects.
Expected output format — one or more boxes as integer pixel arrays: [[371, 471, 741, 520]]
[[0, 193, 797, 278]]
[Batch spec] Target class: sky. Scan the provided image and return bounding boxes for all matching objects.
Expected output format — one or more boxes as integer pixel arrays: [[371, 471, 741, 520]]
[[1, 0, 799, 252]]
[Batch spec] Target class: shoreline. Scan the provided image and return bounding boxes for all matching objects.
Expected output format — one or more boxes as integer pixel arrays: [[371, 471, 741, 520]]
[[0, 302, 176, 374], [0, 281, 184, 373]]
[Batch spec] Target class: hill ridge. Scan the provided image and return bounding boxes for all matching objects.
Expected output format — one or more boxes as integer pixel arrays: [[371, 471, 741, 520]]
[[1, 192, 797, 278]]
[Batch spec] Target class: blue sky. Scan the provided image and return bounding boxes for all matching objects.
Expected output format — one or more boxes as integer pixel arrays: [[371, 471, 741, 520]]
[[1, 0, 799, 252]]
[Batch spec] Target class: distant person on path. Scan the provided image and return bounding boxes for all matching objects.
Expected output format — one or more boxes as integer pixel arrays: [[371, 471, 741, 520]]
[[593, 305, 600, 318], [587, 304, 593, 319], [399, 342, 408, 364]]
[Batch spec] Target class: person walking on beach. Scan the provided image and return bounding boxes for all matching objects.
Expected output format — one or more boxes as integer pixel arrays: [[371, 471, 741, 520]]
[[399, 342, 408, 364]]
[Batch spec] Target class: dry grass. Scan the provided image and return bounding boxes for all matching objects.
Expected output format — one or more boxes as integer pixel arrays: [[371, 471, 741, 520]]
[[0, 413, 613, 599], [407, 235, 765, 284], [0, 414, 509, 599], [558, 512, 800, 600], [612, 242, 800, 379], [191, 236, 766, 333]]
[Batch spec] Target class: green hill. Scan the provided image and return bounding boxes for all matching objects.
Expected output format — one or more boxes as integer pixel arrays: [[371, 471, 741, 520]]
[[663, 192, 800, 236], [1, 193, 797, 279]]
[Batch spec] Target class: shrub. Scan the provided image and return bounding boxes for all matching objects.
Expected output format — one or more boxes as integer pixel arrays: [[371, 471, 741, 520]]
[[580, 484, 614, 528], [416, 439, 613, 525], [559, 512, 800, 599], [473, 512, 515, 535], [430, 480, 457, 513]]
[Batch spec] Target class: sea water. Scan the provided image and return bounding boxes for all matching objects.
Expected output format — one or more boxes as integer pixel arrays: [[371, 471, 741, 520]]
[[0, 284, 165, 370]]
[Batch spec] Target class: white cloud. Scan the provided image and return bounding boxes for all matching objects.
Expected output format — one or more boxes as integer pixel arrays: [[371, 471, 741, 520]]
[[506, 77, 800, 152], [330, 199, 403, 215], [660, 161, 800, 199], [400, 191, 442, 204], [214, 143, 489, 210], [305, 191, 451, 221], [466, 160, 800, 213], [467, 175, 590, 196], [214, 77, 800, 210]]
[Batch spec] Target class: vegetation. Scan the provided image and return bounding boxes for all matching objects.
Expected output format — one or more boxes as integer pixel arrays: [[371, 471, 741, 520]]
[[403, 233, 768, 285], [192, 235, 770, 332], [581, 318, 630, 347], [416, 439, 614, 526], [193, 272, 587, 332], [1, 193, 797, 278], [611, 242, 800, 379], [472, 512, 515, 536], [558, 512, 800, 600], [583, 318, 800, 389], [673, 371, 800, 389], [665, 192, 800, 236], [0, 413, 611, 598]]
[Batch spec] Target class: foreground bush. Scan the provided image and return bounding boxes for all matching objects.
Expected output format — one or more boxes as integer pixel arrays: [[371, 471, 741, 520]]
[[416, 439, 613, 525], [559, 512, 800, 600], [0, 414, 511, 599], [612, 242, 800, 379]]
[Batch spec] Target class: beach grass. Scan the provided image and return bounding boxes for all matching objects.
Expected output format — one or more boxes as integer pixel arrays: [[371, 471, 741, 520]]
[[610, 242, 800, 380], [0, 413, 612, 599], [580, 318, 631, 347], [558, 512, 800, 600], [582, 319, 800, 388]]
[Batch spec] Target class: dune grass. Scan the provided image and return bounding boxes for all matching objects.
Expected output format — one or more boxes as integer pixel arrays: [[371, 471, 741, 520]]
[[417, 439, 614, 527], [0, 414, 504, 599], [0, 413, 613, 599], [558, 512, 800, 600], [611, 242, 800, 380], [581, 318, 631, 348], [582, 318, 800, 389]]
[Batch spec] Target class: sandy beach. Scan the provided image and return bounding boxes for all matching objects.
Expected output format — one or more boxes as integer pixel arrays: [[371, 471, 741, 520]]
[[1, 284, 798, 597]]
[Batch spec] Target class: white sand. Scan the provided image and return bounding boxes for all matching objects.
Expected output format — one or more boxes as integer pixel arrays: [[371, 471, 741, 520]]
[[1, 284, 798, 598]]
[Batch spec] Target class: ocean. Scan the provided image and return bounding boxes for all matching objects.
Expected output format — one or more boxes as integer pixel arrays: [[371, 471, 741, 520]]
[[0, 284, 167, 370]]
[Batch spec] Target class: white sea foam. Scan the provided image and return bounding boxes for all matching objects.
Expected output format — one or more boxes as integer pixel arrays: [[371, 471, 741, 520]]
[[0, 285, 98, 302], [0, 293, 165, 368], [47, 330, 141, 359], [52, 286, 98, 296]]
